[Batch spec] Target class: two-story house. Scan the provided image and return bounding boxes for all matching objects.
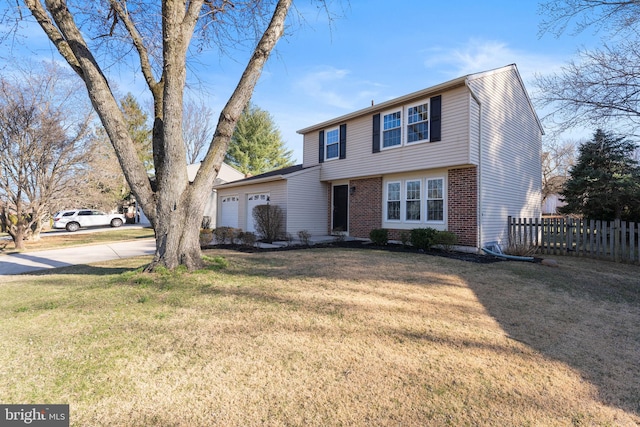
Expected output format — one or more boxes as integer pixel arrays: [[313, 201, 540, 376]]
[[215, 64, 543, 251]]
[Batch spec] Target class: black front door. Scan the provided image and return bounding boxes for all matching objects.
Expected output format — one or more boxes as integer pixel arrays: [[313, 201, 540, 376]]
[[333, 185, 348, 232]]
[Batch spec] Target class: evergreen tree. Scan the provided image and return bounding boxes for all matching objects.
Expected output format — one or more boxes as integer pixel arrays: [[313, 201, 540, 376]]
[[225, 104, 294, 175], [120, 93, 153, 174], [559, 129, 640, 221]]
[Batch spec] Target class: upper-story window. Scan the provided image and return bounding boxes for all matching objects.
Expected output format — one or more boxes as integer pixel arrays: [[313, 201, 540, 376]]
[[319, 124, 347, 163], [373, 95, 440, 154], [382, 111, 402, 148], [407, 102, 429, 143], [325, 128, 339, 160]]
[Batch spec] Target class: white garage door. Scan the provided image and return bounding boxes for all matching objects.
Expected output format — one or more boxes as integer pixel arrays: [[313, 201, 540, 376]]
[[219, 195, 239, 228], [247, 193, 270, 233]]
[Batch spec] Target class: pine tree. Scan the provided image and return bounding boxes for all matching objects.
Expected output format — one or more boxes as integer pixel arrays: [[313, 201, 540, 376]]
[[225, 104, 294, 175], [120, 93, 153, 174], [559, 129, 640, 221]]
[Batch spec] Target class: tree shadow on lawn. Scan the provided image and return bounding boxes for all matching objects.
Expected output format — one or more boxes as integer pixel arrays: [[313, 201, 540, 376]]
[[463, 259, 640, 419]]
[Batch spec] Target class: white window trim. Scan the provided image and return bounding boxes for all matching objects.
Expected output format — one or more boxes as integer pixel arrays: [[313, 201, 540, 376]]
[[380, 99, 431, 150], [325, 126, 340, 161], [405, 179, 422, 222], [380, 109, 403, 151], [382, 176, 446, 228], [426, 177, 445, 224], [406, 99, 430, 145], [385, 181, 402, 222]]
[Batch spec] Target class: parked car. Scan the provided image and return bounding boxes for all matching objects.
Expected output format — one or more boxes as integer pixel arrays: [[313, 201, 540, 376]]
[[52, 209, 126, 232]]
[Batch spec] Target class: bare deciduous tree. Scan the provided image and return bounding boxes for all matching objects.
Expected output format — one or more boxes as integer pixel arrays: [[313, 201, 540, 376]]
[[11, 0, 296, 270], [183, 98, 214, 165], [0, 63, 93, 249], [537, 1, 640, 136], [542, 138, 577, 205]]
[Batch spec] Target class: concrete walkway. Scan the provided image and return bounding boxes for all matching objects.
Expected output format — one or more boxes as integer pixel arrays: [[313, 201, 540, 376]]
[[0, 239, 156, 275], [0, 235, 352, 276]]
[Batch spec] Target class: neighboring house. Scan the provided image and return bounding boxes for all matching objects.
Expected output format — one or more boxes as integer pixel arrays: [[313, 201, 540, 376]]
[[215, 64, 543, 250], [542, 194, 566, 216]]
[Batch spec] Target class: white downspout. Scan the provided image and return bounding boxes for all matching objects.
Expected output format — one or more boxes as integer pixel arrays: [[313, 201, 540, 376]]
[[466, 79, 483, 251]]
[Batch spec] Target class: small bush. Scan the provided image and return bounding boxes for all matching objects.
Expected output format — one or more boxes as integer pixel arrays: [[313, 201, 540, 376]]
[[199, 228, 214, 246], [297, 230, 312, 246], [410, 228, 438, 251], [253, 204, 284, 243], [434, 231, 458, 252], [213, 226, 237, 244], [503, 242, 538, 257], [369, 228, 389, 246], [237, 231, 257, 247]]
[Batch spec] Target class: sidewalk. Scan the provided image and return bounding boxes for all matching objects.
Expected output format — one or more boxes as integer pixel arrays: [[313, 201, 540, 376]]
[[0, 239, 156, 275]]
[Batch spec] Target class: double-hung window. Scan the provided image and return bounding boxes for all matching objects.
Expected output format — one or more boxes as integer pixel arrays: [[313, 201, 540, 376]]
[[407, 101, 429, 143], [386, 182, 401, 221], [427, 178, 444, 221], [405, 180, 421, 221], [325, 128, 339, 160], [382, 111, 402, 148]]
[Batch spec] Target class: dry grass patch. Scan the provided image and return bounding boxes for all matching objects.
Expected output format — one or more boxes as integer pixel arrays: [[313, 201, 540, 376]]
[[0, 249, 638, 426]]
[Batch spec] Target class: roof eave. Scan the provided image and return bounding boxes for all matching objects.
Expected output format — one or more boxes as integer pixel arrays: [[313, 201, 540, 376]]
[[296, 75, 469, 135]]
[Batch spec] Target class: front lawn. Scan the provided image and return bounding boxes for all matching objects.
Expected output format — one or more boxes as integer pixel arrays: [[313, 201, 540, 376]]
[[1, 249, 638, 426]]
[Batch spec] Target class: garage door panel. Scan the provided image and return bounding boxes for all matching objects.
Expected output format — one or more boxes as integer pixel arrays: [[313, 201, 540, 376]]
[[220, 196, 239, 228]]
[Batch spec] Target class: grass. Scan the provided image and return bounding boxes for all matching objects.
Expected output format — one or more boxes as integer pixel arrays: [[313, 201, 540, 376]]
[[0, 248, 639, 426], [0, 227, 155, 254]]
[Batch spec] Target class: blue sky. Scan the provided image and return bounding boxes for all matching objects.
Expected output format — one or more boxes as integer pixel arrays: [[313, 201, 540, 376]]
[[244, 0, 600, 162], [4, 1, 602, 163]]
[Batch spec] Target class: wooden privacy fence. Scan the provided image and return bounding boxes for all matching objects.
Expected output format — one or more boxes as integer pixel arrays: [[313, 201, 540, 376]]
[[508, 216, 640, 263]]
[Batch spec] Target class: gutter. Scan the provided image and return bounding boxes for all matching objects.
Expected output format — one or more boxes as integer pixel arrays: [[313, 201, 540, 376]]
[[465, 79, 483, 251]]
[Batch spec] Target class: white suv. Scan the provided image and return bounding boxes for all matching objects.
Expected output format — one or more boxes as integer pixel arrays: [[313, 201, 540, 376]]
[[52, 209, 126, 232]]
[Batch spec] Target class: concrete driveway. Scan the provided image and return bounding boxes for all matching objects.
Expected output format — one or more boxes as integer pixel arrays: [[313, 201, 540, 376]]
[[0, 239, 156, 275]]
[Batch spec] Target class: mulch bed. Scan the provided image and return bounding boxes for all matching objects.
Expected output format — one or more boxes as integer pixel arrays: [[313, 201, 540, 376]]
[[204, 239, 508, 264]]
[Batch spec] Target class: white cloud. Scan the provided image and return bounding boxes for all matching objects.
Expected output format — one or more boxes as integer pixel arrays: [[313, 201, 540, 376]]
[[424, 38, 566, 86], [293, 66, 383, 111]]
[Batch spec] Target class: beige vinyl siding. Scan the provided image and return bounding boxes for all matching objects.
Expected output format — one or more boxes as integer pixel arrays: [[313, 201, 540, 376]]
[[302, 87, 474, 180], [217, 181, 287, 232], [468, 67, 542, 247], [468, 95, 481, 165], [285, 168, 328, 235]]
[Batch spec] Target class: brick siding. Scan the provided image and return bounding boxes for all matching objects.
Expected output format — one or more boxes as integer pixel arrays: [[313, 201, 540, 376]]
[[348, 177, 382, 238], [447, 167, 478, 247]]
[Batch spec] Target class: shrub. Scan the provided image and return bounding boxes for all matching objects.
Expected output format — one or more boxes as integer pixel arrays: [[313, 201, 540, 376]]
[[369, 228, 389, 246], [297, 230, 312, 246], [237, 231, 257, 247], [410, 228, 438, 251], [434, 231, 458, 252], [199, 228, 214, 247], [213, 226, 236, 244], [503, 242, 538, 257], [252, 204, 284, 243]]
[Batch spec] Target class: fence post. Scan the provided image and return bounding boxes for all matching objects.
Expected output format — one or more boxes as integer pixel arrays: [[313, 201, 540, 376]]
[[508, 216, 513, 246]]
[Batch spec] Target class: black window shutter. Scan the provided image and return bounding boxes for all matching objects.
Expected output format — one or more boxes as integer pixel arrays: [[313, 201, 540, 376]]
[[339, 124, 347, 159], [318, 130, 325, 163], [372, 114, 380, 153], [430, 95, 442, 142]]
